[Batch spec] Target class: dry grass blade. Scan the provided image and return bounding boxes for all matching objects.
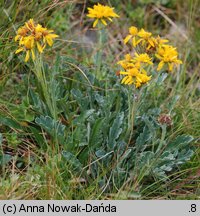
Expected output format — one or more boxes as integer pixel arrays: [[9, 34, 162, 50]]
[[153, 6, 189, 41]]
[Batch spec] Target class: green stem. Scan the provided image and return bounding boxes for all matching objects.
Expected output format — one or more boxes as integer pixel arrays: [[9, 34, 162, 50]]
[[126, 87, 136, 144], [96, 25, 105, 79], [32, 54, 59, 151], [156, 125, 167, 153], [33, 54, 57, 119]]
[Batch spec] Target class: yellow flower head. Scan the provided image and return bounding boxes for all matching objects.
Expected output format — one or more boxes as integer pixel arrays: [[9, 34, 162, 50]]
[[124, 26, 138, 44], [155, 36, 169, 47], [129, 26, 138, 35], [136, 29, 157, 49], [137, 29, 152, 39], [15, 19, 58, 62], [120, 67, 151, 87], [118, 52, 152, 88], [120, 67, 139, 85], [124, 26, 157, 49], [117, 54, 135, 70], [145, 36, 169, 51], [118, 25, 183, 88], [87, 3, 119, 28], [135, 73, 151, 88], [156, 45, 182, 71], [15, 26, 29, 41], [25, 19, 35, 32], [133, 53, 153, 66]]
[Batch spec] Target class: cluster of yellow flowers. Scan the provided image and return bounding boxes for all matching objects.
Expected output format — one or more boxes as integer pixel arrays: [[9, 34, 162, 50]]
[[15, 19, 58, 62], [87, 3, 119, 28], [118, 26, 182, 88], [117, 53, 152, 88], [15, 4, 182, 90], [86, 3, 182, 88]]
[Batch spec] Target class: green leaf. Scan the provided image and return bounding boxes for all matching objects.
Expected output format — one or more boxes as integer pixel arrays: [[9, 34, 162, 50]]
[[117, 148, 132, 167], [0, 154, 12, 167], [166, 135, 194, 151], [95, 149, 107, 158], [108, 112, 124, 149], [29, 89, 46, 113], [0, 116, 22, 130], [29, 126, 45, 147], [89, 118, 104, 148], [71, 89, 89, 110], [35, 116, 65, 142], [73, 109, 95, 124], [0, 133, 2, 146], [62, 151, 83, 173], [157, 72, 168, 84], [54, 54, 61, 72], [177, 149, 194, 163], [168, 95, 180, 112], [95, 93, 105, 107], [139, 151, 155, 168], [136, 126, 152, 151]]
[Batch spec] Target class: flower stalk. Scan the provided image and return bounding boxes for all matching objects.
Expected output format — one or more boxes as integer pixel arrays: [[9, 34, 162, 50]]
[[87, 3, 119, 79], [96, 25, 105, 78], [14, 19, 59, 119], [32, 54, 57, 119]]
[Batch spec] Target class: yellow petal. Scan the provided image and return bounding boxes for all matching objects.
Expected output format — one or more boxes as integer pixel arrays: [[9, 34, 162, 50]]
[[25, 50, 30, 62], [93, 19, 99, 28], [175, 59, 183, 64], [101, 19, 107, 26], [129, 26, 138, 35], [31, 37, 34, 48], [15, 35, 20, 41], [155, 54, 162, 60], [46, 36, 53, 46], [128, 80, 134, 85], [168, 63, 173, 71], [157, 61, 164, 71], [31, 49, 35, 60], [125, 76, 132, 85], [136, 38, 143, 46], [148, 38, 155, 47], [19, 38, 24, 45], [135, 82, 141, 88], [48, 34, 59, 39], [136, 76, 142, 83], [141, 40, 146, 46], [87, 14, 96, 18], [124, 35, 132, 44], [120, 71, 129, 75], [37, 42, 43, 53], [141, 69, 147, 74], [15, 47, 24, 54], [146, 44, 151, 50], [48, 30, 55, 33], [121, 76, 128, 84]]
